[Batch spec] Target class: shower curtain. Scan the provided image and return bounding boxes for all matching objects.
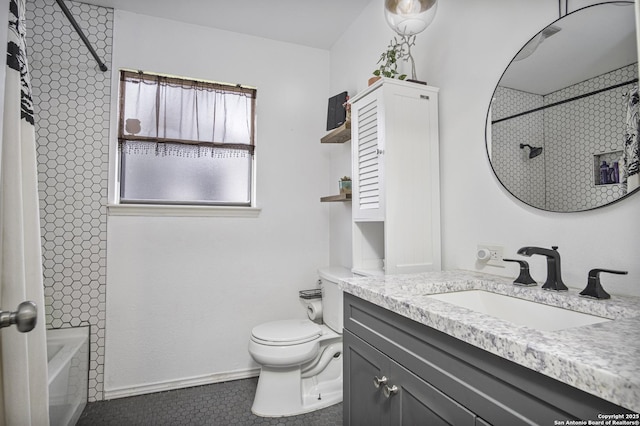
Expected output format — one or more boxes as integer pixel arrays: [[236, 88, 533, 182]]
[[622, 85, 639, 194], [0, 0, 49, 424]]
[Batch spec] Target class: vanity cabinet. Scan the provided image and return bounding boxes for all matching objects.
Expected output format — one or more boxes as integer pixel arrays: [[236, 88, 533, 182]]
[[343, 293, 633, 425], [345, 330, 477, 425], [350, 78, 441, 275]]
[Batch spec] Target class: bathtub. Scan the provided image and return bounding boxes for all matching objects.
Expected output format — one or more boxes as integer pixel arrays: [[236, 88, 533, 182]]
[[47, 327, 89, 426]]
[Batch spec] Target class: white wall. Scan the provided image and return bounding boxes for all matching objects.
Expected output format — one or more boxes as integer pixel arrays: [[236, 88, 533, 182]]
[[104, 0, 640, 397], [105, 11, 331, 396], [329, 0, 640, 297]]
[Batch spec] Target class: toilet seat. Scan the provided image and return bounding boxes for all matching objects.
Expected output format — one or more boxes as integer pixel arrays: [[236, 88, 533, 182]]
[[251, 319, 322, 346]]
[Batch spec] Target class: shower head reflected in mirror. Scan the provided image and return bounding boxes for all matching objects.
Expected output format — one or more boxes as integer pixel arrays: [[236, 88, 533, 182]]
[[520, 143, 543, 159]]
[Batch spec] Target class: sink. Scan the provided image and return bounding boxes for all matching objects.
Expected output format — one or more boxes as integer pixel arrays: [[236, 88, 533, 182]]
[[426, 290, 610, 331]]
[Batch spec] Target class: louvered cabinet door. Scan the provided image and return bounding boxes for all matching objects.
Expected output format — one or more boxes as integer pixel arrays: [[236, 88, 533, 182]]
[[352, 90, 385, 221]]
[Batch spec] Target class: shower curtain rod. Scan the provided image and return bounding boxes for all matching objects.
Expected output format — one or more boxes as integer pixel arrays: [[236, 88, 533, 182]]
[[492, 78, 638, 125], [55, 0, 108, 72]]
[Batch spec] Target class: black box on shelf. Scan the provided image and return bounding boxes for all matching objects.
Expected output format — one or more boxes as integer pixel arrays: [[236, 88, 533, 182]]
[[326, 91, 348, 131]]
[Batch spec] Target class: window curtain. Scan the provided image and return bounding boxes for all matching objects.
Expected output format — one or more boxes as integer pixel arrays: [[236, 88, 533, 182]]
[[118, 71, 256, 159], [0, 0, 49, 424]]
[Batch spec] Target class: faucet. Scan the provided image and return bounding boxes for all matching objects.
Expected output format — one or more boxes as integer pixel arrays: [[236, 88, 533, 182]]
[[579, 268, 628, 299], [517, 246, 568, 291], [503, 259, 537, 286]]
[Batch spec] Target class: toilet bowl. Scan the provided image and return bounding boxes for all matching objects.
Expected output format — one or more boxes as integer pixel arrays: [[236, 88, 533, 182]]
[[249, 319, 323, 366], [248, 267, 351, 417]]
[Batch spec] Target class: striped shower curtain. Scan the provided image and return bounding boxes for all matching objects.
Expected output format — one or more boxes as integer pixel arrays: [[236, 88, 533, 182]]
[[622, 85, 639, 194], [0, 0, 49, 424]]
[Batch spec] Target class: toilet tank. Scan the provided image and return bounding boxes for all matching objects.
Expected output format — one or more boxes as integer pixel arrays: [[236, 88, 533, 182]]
[[318, 266, 352, 333]]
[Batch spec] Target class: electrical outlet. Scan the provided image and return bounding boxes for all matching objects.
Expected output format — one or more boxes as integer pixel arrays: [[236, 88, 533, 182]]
[[477, 244, 505, 268]]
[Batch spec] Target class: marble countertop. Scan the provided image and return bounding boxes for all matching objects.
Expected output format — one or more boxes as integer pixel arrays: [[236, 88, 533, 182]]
[[339, 270, 640, 413]]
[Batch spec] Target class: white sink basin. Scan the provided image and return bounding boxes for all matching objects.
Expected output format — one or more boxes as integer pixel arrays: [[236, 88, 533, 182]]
[[426, 290, 610, 331]]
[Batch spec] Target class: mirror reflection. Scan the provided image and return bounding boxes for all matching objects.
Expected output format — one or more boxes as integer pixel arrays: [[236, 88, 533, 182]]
[[487, 2, 638, 212]]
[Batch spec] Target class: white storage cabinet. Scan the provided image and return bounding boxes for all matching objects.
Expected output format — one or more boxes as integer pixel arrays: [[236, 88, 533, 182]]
[[350, 78, 441, 275]]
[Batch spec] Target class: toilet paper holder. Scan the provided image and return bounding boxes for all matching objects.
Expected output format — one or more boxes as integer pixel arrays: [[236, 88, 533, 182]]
[[299, 289, 322, 300]]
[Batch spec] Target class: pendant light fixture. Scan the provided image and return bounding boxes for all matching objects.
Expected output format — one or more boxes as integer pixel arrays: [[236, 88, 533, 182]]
[[384, 0, 438, 36], [383, 0, 438, 82]]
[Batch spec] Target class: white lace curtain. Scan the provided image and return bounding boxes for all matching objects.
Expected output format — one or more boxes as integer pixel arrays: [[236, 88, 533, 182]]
[[118, 71, 256, 157]]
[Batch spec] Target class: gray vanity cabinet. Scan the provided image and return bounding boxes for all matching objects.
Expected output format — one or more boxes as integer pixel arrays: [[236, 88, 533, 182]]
[[345, 329, 476, 425], [343, 293, 634, 425], [343, 329, 388, 425]]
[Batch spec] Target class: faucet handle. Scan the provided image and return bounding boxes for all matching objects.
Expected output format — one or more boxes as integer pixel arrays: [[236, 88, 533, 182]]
[[579, 268, 628, 300], [588, 268, 628, 277], [504, 259, 537, 286]]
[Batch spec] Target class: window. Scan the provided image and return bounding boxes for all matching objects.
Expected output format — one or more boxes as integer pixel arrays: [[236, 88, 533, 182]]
[[117, 70, 257, 206]]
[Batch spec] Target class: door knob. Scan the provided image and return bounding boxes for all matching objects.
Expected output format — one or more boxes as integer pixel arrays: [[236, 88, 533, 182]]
[[0, 301, 37, 333], [373, 375, 388, 388], [383, 384, 398, 398]]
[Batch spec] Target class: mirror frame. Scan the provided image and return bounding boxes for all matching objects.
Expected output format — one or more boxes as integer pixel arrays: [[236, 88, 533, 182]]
[[485, 1, 639, 213]]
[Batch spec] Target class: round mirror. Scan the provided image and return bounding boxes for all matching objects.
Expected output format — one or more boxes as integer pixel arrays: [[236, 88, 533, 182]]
[[486, 2, 638, 212]]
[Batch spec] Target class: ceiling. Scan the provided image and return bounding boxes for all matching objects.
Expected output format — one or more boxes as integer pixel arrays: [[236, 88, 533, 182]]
[[499, 2, 637, 95], [75, 0, 374, 50], [73, 1, 636, 94]]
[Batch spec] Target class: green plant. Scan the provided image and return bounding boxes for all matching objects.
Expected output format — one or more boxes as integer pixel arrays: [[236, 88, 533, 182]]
[[373, 37, 409, 80], [340, 176, 351, 181], [372, 35, 419, 81]]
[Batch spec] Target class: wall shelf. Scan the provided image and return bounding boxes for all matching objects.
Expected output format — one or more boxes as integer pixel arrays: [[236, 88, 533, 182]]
[[320, 193, 352, 202], [321, 121, 351, 144], [593, 150, 622, 186]]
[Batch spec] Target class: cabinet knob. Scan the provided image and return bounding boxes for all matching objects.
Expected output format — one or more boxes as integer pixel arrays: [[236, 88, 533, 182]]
[[0, 301, 37, 333], [383, 384, 398, 398], [376, 149, 385, 155], [373, 375, 388, 388]]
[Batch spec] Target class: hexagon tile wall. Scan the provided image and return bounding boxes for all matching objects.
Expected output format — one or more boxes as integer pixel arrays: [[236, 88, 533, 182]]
[[492, 64, 636, 212], [543, 64, 635, 212], [26, 0, 112, 402], [492, 86, 546, 208]]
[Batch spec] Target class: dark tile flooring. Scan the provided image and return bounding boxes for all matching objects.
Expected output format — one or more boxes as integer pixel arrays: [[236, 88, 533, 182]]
[[77, 378, 343, 426]]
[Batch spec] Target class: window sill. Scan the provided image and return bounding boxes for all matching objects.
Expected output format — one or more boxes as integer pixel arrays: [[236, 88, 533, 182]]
[[107, 204, 262, 218]]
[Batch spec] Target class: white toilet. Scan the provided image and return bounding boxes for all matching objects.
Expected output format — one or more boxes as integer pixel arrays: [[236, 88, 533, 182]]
[[248, 266, 351, 417]]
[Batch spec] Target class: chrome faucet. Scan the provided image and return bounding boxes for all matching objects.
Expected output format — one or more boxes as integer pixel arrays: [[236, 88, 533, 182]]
[[517, 246, 568, 291]]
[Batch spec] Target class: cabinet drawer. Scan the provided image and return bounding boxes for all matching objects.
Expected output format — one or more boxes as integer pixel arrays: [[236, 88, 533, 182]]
[[344, 293, 632, 424]]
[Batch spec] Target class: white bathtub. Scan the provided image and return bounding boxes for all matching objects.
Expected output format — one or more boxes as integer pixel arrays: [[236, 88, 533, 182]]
[[47, 327, 89, 426]]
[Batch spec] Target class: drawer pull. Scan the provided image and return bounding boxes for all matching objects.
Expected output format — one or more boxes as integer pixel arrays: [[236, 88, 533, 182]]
[[373, 375, 387, 388], [383, 384, 398, 398]]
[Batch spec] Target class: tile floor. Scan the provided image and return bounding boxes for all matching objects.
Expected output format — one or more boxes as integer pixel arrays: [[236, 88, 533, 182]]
[[77, 378, 343, 425]]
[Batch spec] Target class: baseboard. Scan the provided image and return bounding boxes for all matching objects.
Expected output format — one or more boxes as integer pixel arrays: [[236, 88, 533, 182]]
[[103, 368, 261, 400]]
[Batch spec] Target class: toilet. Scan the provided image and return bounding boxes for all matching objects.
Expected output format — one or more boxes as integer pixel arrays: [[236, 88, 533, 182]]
[[248, 266, 351, 417]]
